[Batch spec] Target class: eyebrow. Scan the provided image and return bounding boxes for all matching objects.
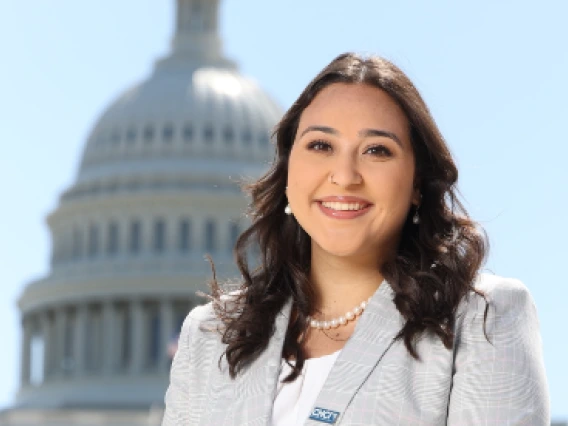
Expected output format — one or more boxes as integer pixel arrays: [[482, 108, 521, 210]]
[[299, 125, 403, 148]]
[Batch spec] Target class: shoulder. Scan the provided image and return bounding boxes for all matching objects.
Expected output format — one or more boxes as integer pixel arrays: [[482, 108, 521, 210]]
[[177, 303, 218, 349], [186, 301, 218, 323], [474, 272, 532, 302], [458, 273, 536, 316], [448, 274, 549, 423], [456, 273, 540, 337], [181, 290, 245, 342]]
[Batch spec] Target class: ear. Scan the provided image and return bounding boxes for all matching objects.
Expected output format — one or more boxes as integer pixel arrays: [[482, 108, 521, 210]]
[[411, 182, 421, 206]]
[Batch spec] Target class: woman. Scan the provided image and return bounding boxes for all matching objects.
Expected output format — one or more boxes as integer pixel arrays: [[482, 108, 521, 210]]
[[162, 53, 549, 425]]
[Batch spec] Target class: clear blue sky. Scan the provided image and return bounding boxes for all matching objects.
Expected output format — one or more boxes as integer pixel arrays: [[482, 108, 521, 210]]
[[0, 0, 566, 420]]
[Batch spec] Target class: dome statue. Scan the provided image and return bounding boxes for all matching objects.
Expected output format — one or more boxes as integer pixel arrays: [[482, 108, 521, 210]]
[[5, 1, 282, 423]]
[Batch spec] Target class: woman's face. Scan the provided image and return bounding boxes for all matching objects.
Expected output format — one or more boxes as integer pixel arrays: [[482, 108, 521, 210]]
[[287, 83, 419, 263]]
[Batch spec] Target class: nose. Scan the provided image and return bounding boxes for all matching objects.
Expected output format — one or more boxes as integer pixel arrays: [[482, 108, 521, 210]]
[[330, 156, 362, 187]]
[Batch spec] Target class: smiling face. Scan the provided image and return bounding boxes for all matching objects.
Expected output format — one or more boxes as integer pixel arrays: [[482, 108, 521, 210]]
[[286, 83, 420, 264]]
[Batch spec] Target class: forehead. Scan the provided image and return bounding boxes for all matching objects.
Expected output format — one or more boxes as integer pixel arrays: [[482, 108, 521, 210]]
[[297, 83, 410, 139]]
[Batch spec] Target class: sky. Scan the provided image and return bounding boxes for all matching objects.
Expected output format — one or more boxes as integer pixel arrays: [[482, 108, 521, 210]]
[[0, 0, 566, 420]]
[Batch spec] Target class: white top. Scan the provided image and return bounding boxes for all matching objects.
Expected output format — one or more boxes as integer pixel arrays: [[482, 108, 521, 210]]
[[271, 350, 341, 426]]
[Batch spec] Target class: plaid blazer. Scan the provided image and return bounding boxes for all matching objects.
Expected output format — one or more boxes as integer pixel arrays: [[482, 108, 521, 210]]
[[162, 274, 549, 425]]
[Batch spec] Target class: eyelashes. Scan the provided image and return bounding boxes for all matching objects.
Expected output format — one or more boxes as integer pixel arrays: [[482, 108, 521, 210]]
[[306, 139, 394, 158], [306, 140, 332, 152], [364, 144, 393, 157]]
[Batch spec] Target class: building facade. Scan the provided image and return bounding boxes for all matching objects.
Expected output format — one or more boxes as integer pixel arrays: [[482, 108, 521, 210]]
[[1, 1, 282, 424]]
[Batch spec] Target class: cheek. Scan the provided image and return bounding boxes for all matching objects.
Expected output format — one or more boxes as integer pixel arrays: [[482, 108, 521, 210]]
[[374, 166, 415, 213], [287, 146, 303, 182], [287, 150, 321, 197], [286, 152, 310, 210]]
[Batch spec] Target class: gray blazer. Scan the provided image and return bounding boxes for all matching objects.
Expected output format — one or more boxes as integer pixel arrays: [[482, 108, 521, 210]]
[[162, 274, 549, 425]]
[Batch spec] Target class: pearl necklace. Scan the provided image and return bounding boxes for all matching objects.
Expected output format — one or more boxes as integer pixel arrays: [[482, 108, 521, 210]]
[[308, 297, 372, 329]]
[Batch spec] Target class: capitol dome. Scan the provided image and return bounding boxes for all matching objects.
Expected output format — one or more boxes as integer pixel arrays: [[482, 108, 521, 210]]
[[9, 0, 283, 422], [71, 7, 281, 202], [76, 65, 281, 191]]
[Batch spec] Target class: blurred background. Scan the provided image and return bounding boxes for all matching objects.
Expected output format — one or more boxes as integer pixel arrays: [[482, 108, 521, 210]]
[[0, 0, 566, 424]]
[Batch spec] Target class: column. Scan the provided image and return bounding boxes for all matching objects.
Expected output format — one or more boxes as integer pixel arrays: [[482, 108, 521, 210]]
[[129, 299, 145, 374], [73, 304, 88, 377], [102, 300, 117, 374], [20, 315, 32, 386], [53, 306, 66, 377], [39, 311, 53, 380], [160, 299, 174, 372], [114, 304, 127, 370]]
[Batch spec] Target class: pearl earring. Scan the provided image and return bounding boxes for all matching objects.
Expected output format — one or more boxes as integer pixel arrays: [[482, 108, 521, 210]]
[[285, 204, 292, 215], [412, 207, 420, 224]]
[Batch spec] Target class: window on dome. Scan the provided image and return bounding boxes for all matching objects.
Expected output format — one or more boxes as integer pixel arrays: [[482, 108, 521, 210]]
[[179, 219, 192, 252], [153, 219, 166, 253], [242, 129, 252, 145], [183, 124, 193, 143], [129, 220, 142, 254], [205, 219, 217, 252], [223, 127, 234, 144], [144, 125, 155, 144], [107, 222, 119, 255], [163, 123, 174, 143], [126, 127, 137, 143], [88, 224, 100, 257], [203, 125, 214, 144]]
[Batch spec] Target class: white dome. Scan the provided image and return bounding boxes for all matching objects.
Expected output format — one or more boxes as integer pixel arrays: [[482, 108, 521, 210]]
[[72, 65, 281, 200], [81, 66, 281, 169], [72, 0, 283, 199]]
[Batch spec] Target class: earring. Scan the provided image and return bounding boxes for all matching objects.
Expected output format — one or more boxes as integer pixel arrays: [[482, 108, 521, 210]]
[[285, 204, 292, 215], [412, 207, 420, 224]]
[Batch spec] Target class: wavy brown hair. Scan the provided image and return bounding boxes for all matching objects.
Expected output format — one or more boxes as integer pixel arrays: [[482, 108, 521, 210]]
[[209, 53, 488, 381]]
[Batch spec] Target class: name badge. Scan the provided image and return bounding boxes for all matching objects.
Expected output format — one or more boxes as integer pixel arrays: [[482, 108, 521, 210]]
[[309, 407, 341, 424]]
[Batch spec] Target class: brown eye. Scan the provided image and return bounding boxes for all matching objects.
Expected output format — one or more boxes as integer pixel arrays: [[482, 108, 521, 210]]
[[307, 140, 332, 152], [365, 145, 393, 157]]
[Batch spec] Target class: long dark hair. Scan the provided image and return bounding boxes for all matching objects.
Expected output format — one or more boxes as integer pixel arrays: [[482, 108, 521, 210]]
[[209, 53, 488, 381]]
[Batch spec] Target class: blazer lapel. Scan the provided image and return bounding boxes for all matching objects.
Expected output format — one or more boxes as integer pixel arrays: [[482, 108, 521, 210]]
[[305, 280, 404, 425]]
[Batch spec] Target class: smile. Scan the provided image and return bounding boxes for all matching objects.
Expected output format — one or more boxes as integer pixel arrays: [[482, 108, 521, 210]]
[[320, 201, 368, 211], [316, 200, 372, 219]]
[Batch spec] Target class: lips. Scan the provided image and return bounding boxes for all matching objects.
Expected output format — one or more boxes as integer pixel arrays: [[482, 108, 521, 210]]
[[315, 196, 373, 219]]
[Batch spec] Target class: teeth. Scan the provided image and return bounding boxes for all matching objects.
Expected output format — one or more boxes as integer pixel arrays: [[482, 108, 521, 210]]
[[321, 201, 366, 211]]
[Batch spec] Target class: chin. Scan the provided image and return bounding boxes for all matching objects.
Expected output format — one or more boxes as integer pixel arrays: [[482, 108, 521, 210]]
[[315, 240, 369, 259]]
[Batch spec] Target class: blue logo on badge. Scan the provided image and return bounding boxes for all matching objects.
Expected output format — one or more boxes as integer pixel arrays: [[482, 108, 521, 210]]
[[309, 407, 340, 424]]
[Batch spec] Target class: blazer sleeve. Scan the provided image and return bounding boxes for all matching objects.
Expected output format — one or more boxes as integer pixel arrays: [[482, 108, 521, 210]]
[[446, 277, 550, 425], [162, 314, 193, 426]]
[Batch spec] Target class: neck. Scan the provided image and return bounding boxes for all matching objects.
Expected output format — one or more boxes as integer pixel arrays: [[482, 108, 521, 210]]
[[309, 243, 385, 318]]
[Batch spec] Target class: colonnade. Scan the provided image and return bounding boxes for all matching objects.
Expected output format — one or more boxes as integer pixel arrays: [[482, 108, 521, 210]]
[[20, 298, 191, 386]]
